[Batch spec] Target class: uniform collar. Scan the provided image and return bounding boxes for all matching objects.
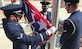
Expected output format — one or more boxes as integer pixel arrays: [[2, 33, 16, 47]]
[[71, 9, 80, 15], [72, 9, 79, 14]]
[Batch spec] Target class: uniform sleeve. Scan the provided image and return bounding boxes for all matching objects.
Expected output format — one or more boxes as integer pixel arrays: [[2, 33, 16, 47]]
[[47, 12, 51, 23], [60, 19, 76, 46], [6, 23, 23, 40]]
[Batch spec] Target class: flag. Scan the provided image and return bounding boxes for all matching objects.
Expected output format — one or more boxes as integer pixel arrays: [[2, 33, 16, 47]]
[[22, 0, 52, 34], [11, 0, 16, 3], [22, 0, 55, 46]]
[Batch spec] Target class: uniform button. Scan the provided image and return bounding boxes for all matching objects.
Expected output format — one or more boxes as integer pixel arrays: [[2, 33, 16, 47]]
[[63, 30, 67, 32]]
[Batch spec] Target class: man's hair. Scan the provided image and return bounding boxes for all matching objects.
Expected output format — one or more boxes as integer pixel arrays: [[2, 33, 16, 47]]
[[4, 11, 13, 19], [71, 3, 78, 8]]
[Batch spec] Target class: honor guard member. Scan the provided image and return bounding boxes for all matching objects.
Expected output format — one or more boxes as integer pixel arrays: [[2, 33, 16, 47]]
[[40, 2, 51, 49], [40, 1, 51, 23], [60, 0, 82, 49], [0, 4, 54, 49]]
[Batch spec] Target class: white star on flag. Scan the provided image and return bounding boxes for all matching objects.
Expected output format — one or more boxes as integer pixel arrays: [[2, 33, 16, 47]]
[[38, 19, 47, 31]]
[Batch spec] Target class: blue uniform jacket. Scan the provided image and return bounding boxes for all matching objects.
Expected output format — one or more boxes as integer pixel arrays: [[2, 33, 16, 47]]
[[40, 11, 51, 23], [2, 19, 26, 41], [60, 10, 82, 49], [2, 19, 48, 49], [2, 19, 29, 49]]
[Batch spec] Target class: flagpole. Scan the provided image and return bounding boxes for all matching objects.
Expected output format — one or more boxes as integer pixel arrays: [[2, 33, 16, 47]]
[[0, 0, 5, 7], [20, 0, 22, 4], [49, 0, 61, 49]]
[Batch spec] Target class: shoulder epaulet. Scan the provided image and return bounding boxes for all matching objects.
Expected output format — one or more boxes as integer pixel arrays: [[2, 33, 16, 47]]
[[65, 19, 76, 35]]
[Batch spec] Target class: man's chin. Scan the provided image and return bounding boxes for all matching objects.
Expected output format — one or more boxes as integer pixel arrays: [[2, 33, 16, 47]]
[[67, 11, 71, 13]]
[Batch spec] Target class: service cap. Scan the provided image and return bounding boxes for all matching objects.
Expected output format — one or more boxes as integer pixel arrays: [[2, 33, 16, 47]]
[[64, 0, 79, 5], [0, 4, 23, 19], [40, 2, 51, 8]]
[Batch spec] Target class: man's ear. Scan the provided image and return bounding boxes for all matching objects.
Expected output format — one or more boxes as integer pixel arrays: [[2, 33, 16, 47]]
[[10, 15, 15, 20]]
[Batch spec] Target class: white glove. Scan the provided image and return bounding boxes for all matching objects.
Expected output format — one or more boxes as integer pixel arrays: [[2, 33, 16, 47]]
[[47, 26, 56, 35]]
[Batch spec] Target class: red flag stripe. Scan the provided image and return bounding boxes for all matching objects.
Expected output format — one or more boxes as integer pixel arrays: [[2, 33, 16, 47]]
[[24, 0, 52, 28]]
